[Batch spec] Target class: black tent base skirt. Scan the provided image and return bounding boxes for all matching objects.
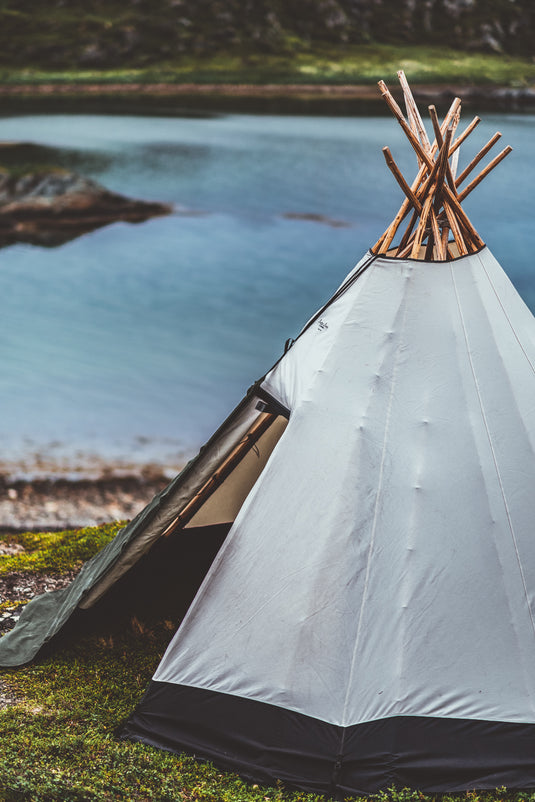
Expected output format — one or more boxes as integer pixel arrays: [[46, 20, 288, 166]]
[[121, 682, 535, 796]]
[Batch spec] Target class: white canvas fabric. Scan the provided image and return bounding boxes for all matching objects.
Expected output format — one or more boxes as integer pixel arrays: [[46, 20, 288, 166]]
[[154, 247, 535, 729]]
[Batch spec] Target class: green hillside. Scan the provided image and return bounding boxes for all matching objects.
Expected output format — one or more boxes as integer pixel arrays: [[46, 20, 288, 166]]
[[0, 0, 533, 73]]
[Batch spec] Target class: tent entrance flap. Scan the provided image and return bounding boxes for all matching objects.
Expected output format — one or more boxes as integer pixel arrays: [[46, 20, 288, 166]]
[[73, 522, 233, 632], [78, 408, 287, 611], [185, 414, 287, 529], [165, 410, 286, 537]]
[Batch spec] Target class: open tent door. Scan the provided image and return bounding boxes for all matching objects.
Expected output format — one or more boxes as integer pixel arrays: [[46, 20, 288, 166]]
[[76, 406, 289, 624]]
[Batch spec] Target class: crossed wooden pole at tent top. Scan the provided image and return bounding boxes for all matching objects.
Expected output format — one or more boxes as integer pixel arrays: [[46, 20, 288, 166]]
[[373, 71, 512, 261]]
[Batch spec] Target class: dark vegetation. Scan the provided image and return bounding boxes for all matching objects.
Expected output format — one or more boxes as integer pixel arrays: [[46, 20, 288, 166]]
[[0, 0, 533, 72]]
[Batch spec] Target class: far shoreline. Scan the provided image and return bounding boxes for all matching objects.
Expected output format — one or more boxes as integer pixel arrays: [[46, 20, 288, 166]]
[[0, 81, 534, 114]]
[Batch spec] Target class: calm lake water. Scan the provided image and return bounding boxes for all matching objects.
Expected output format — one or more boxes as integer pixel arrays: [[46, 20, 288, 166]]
[[0, 111, 533, 477]]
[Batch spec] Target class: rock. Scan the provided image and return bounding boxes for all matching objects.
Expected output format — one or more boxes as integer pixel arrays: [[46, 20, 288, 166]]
[[79, 42, 110, 67], [0, 166, 172, 247], [0, 677, 21, 708], [0, 570, 81, 636], [282, 212, 351, 228], [0, 542, 25, 556]]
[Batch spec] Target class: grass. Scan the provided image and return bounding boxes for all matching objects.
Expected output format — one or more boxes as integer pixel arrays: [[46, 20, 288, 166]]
[[2, 526, 535, 800], [0, 522, 124, 576], [1, 624, 337, 801], [0, 45, 534, 88]]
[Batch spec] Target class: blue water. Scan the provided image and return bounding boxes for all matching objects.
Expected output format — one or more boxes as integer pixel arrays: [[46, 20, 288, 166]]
[[0, 112, 533, 474]]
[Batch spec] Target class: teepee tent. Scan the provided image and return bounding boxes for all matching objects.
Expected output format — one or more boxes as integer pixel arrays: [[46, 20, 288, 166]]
[[2, 73, 534, 794]]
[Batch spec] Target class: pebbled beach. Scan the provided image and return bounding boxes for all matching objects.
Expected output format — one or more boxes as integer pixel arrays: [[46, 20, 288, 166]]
[[0, 473, 170, 533], [0, 453, 177, 533]]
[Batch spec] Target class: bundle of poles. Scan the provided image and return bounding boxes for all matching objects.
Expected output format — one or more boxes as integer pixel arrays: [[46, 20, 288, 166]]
[[373, 71, 512, 261]]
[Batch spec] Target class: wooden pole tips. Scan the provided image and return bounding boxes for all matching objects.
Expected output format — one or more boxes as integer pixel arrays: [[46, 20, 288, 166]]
[[374, 74, 511, 261]]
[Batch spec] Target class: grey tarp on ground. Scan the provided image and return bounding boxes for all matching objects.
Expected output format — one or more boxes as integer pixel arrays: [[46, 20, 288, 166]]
[[0, 394, 260, 667]]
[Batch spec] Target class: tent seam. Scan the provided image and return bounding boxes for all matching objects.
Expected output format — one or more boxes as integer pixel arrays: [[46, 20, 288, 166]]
[[450, 264, 535, 642], [476, 252, 535, 374], [340, 265, 412, 728], [295, 252, 378, 343]]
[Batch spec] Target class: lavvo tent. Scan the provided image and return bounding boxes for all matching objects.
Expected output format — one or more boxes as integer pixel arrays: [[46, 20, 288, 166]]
[[1, 73, 534, 796]]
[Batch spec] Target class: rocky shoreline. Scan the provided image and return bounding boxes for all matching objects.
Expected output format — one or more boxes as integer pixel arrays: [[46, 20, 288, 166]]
[[0, 471, 171, 533]]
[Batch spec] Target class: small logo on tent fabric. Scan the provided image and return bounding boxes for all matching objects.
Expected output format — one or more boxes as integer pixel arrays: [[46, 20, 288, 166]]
[[317, 318, 329, 331]]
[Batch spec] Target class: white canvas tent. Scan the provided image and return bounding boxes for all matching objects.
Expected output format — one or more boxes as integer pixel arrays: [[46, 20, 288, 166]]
[[2, 74, 535, 795]]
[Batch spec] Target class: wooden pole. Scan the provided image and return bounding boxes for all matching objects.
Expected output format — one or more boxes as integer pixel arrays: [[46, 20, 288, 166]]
[[402, 92, 423, 166], [398, 70, 431, 151], [430, 111, 460, 193], [458, 146, 512, 202], [382, 147, 422, 213], [410, 193, 434, 258], [438, 223, 449, 260], [397, 209, 418, 253], [428, 97, 462, 152], [450, 146, 460, 181], [444, 112, 461, 192], [429, 208, 443, 259], [410, 126, 453, 258], [456, 133, 503, 186], [162, 412, 276, 538], [432, 125, 454, 208], [443, 185, 485, 248], [428, 105, 442, 149], [377, 81, 434, 172], [424, 236, 435, 261], [443, 199, 468, 255], [450, 115, 481, 156]]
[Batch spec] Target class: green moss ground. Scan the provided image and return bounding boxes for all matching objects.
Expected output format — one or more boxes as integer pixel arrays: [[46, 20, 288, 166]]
[[0, 523, 124, 576], [2, 527, 535, 800], [1, 45, 535, 88]]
